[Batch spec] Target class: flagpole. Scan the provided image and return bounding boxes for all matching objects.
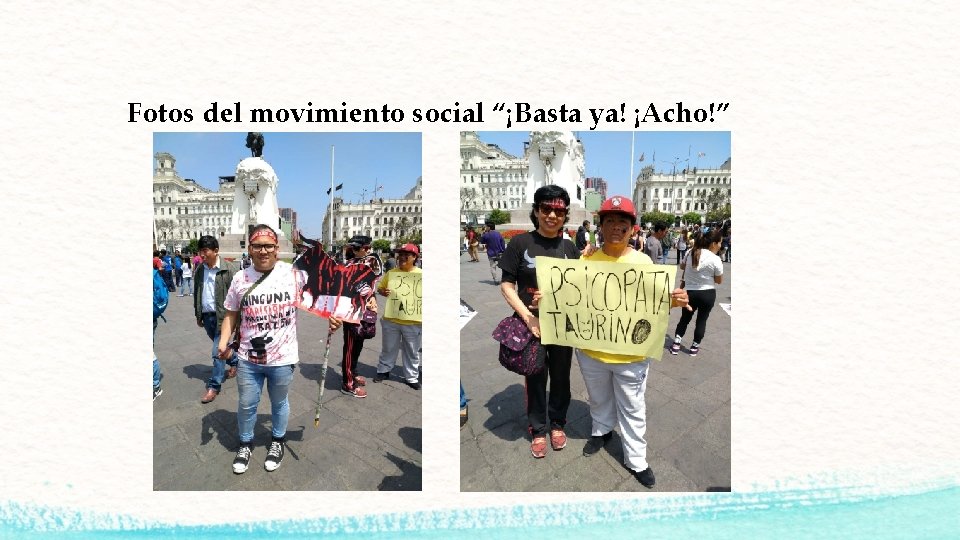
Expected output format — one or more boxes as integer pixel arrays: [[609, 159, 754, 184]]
[[329, 145, 335, 249], [629, 131, 635, 194]]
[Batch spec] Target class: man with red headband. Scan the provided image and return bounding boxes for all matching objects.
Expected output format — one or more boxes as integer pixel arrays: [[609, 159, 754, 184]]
[[218, 224, 342, 474]]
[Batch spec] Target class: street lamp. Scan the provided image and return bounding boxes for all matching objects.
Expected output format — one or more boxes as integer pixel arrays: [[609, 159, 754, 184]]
[[668, 157, 683, 217]]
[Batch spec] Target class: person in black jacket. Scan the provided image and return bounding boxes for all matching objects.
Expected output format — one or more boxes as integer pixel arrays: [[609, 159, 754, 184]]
[[575, 220, 591, 251], [498, 185, 580, 459]]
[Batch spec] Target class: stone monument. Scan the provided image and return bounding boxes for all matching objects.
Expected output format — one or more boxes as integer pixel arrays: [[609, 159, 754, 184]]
[[506, 130, 591, 229], [229, 157, 284, 236], [217, 135, 294, 258]]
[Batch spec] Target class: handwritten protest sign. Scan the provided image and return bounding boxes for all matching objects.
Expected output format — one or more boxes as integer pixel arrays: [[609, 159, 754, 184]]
[[384, 271, 422, 322], [535, 257, 677, 359]]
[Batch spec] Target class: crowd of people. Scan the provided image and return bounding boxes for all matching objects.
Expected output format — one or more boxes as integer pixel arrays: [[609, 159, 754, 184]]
[[153, 227, 423, 475], [466, 186, 729, 488]]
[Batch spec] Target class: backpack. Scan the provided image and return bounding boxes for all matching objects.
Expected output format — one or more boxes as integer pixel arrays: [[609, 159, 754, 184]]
[[153, 269, 169, 322]]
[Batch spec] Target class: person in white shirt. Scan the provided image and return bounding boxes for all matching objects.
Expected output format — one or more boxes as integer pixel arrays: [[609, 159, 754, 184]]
[[178, 257, 193, 297], [218, 224, 342, 474], [670, 228, 724, 356]]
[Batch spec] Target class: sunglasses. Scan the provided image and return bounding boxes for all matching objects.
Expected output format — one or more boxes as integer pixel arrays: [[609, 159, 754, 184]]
[[538, 205, 568, 217]]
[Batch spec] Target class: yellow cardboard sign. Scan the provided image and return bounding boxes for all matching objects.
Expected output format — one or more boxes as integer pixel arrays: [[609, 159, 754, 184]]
[[535, 257, 677, 359], [383, 271, 422, 322]]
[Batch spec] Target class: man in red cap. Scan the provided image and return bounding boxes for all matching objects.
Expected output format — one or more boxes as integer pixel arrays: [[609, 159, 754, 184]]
[[574, 195, 688, 489], [374, 243, 423, 389]]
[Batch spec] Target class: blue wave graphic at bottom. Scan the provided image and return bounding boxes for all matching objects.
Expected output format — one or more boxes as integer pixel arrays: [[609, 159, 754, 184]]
[[2, 486, 960, 538]]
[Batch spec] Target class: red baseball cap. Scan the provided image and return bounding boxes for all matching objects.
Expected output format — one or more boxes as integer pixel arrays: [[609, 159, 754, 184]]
[[396, 243, 420, 257], [598, 195, 637, 223]]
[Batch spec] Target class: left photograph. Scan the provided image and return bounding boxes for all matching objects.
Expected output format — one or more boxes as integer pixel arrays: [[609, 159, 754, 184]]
[[152, 132, 423, 490]]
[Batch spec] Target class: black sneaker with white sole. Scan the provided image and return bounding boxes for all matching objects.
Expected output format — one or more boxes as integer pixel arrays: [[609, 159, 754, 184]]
[[264, 439, 284, 472], [153, 387, 163, 401], [233, 444, 253, 474]]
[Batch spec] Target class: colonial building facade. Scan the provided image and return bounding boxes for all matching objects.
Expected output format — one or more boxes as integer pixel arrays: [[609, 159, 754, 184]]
[[321, 177, 422, 244], [460, 131, 529, 224], [632, 158, 732, 218], [153, 152, 237, 251], [152, 152, 296, 251]]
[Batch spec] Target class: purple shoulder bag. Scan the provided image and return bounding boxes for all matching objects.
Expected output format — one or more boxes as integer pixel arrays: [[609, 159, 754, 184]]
[[492, 315, 545, 376]]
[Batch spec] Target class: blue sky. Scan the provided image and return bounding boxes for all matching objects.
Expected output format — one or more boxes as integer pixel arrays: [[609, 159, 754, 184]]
[[476, 131, 731, 197], [153, 132, 422, 237]]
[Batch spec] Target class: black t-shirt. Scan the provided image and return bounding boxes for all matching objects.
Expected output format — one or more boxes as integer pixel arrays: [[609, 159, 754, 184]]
[[499, 231, 580, 313]]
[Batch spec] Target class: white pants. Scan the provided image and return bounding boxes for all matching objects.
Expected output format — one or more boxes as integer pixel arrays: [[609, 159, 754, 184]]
[[377, 319, 422, 383], [576, 350, 650, 472]]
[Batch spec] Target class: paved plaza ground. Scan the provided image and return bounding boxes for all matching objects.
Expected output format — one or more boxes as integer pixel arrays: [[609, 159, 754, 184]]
[[153, 285, 421, 491], [460, 250, 731, 492]]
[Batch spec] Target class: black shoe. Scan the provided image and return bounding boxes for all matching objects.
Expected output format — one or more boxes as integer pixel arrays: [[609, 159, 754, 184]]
[[404, 380, 421, 390], [152, 387, 163, 401], [632, 467, 656, 488], [373, 371, 390, 383], [582, 432, 613, 456]]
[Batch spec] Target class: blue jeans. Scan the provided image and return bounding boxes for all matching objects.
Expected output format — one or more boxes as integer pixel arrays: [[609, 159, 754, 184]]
[[460, 382, 468, 409], [153, 319, 161, 389], [180, 276, 193, 296], [202, 312, 237, 392], [237, 361, 295, 443]]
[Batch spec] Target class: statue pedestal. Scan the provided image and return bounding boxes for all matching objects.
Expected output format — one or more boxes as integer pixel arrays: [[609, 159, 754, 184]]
[[217, 234, 295, 262]]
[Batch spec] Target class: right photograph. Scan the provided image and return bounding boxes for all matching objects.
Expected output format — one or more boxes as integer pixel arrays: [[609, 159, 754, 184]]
[[459, 130, 731, 492]]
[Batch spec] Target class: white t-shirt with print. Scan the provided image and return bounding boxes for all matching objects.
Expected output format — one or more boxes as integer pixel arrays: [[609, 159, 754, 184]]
[[682, 249, 723, 291], [223, 261, 304, 366]]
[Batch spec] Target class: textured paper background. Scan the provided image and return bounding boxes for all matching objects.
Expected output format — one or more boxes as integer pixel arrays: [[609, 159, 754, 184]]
[[1, 0, 958, 530]]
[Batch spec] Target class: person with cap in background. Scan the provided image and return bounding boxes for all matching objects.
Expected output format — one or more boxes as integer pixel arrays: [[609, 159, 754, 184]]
[[339, 235, 380, 398], [374, 243, 423, 389], [573, 195, 688, 488]]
